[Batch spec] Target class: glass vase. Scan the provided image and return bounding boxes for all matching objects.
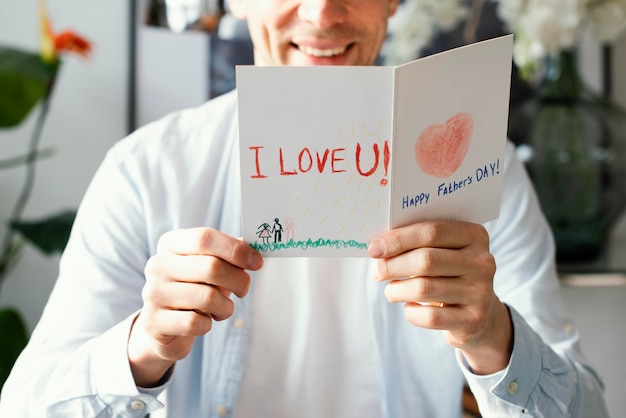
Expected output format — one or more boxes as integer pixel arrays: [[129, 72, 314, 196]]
[[508, 49, 626, 263]]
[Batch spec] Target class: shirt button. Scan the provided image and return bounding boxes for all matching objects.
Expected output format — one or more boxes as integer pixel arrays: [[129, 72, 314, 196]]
[[216, 405, 229, 416], [507, 380, 519, 395], [131, 400, 145, 410], [564, 323, 575, 334], [234, 318, 246, 330]]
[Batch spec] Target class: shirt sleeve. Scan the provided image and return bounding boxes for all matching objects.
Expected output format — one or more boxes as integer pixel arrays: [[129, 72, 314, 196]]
[[458, 142, 609, 416], [0, 312, 166, 417], [459, 306, 609, 417], [0, 133, 170, 417]]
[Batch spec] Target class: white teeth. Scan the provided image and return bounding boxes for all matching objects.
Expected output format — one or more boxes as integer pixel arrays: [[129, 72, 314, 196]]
[[298, 45, 347, 57]]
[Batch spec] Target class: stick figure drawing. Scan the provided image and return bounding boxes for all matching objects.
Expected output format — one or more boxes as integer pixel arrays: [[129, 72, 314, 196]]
[[284, 218, 296, 242], [256, 223, 272, 244], [272, 218, 283, 243]]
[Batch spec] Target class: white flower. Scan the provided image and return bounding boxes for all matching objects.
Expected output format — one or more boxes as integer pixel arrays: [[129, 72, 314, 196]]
[[587, 1, 626, 42], [491, 0, 626, 73], [383, 0, 470, 65], [430, 0, 471, 30], [383, 0, 626, 76]]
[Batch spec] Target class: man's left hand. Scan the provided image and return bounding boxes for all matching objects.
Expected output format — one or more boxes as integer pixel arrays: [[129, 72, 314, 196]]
[[368, 221, 513, 375]]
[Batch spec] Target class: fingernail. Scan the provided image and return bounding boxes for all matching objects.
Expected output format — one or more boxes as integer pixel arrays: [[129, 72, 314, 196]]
[[368, 239, 385, 258], [247, 252, 263, 270]]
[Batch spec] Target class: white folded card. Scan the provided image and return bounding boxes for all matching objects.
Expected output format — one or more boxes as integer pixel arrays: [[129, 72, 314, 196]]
[[237, 35, 513, 257]]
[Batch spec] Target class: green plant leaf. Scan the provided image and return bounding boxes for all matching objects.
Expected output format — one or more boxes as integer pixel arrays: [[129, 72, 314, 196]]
[[0, 46, 58, 128], [0, 307, 28, 390], [9, 210, 76, 255]]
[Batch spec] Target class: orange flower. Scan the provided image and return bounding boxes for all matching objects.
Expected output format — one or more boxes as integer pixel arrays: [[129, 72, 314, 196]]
[[39, 0, 92, 63], [53, 30, 92, 58]]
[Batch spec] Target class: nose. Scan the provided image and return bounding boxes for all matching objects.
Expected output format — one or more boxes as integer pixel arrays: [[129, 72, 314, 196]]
[[298, 0, 348, 29]]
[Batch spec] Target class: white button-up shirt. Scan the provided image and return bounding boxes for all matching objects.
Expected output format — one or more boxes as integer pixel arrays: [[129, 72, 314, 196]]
[[0, 91, 608, 417]]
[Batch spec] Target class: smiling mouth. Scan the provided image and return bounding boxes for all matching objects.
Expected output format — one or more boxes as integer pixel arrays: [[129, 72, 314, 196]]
[[296, 44, 350, 58]]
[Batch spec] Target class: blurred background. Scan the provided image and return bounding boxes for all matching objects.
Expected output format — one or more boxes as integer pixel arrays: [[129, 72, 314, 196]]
[[1, 0, 625, 415]]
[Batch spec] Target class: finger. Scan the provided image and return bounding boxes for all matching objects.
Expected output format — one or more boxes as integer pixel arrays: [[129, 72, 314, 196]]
[[376, 247, 470, 281], [384, 275, 474, 305], [402, 302, 491, 348], [402, 302, 460, 331], [145, 281, 236, 321], [145, 253, 251, 298], [143, 309, 215, 340], [157, 227, 263, 270], [368, 221, 488, 259]]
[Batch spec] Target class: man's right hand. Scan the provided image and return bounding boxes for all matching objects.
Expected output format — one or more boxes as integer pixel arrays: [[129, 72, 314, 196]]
[[128, 227, 263, 387]]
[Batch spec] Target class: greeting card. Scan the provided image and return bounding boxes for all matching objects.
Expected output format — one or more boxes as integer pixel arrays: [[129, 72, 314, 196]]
[[237, 35, 513, 256]]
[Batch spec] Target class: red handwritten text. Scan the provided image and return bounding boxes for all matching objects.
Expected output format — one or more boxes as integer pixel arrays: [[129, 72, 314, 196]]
[[249, 140, 389, 183]]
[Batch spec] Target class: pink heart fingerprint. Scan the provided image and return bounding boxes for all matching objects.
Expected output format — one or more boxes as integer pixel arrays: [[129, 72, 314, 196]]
[[414, 112, 473, 178]]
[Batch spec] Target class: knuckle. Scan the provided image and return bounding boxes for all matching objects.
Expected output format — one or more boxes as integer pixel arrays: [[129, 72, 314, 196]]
[[425, 310, 443, 328], [201, 256, 223, 277], [183, 312, 211, 335], [414, 277, 435, 299], [143, 255, 160, 278], [473, 223, 490, 242], [468, 224, 492, 250], [404, 304, 442, 328], [480, 252, 497, 275], [217, 299, 235, 321], [420, 222, 443, 244], [229, 239, 248, 263], [195, 227, 217, 250], [140, 272, 162, 304], [208, 297, 235, 322], [387, 230, 404, 253], [143, 253, 174, 285], [199, 284, 221, 308], [238, 273, 252, 297], [468, 251, 496, 284], [156, 231, 173, 253], [415, 247, 438, 271], [140, 282, 155, 303]]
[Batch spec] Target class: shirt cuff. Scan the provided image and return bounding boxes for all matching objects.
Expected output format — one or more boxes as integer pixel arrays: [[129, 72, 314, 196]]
[[457, 305, 548, 415], [90, 311, 167, 415]]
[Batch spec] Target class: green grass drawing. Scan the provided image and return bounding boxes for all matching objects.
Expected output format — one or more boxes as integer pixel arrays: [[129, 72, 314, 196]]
[[251, 238, 367, 253]]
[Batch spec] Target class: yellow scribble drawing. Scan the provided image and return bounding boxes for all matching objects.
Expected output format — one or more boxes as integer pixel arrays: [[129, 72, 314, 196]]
[[279, 120, 388, 243]]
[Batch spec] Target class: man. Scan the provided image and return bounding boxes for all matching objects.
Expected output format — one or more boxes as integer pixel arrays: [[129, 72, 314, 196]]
[[0, 0, 608, 417]]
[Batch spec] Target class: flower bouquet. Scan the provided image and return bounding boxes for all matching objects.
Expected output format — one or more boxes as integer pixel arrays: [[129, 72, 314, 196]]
[[496, 0, 626, 262]]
